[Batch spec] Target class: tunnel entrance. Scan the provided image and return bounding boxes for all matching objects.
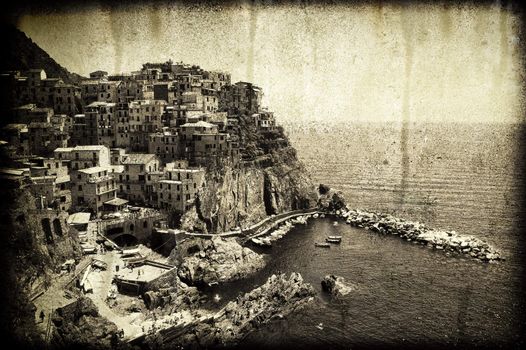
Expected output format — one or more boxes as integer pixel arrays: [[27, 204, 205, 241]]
[[113, 234, 139, 247]]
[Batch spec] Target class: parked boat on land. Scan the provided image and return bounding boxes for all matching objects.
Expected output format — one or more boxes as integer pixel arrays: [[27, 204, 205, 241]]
[[251, 238, 272, 247], [326, 238, 341, 244]]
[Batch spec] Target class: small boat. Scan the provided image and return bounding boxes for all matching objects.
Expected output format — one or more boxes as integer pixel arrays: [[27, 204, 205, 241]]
[[333, 221, 339, 226], [261, 237, 273, 246], [328, 235, 342, 240], [316, 322, 324, 330], [315, 242, 331, 248], [252, 238, 271, 247], [326, 238, 341, 244]]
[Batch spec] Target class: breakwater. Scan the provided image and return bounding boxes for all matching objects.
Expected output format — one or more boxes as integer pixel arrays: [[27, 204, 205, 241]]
[[330, 207, 504, 262]]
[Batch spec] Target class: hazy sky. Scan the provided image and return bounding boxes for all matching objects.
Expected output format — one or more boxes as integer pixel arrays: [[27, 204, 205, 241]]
[[16, 2, 524, 123]]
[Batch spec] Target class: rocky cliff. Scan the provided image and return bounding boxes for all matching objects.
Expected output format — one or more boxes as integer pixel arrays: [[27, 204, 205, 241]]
[[170, 237, 266, 285], [0, 184, 81, 347], [183, 119, 318, 233], [144, 272, 315, 349]]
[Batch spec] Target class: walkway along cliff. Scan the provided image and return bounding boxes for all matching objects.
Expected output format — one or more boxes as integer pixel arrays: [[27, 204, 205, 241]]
[[181, 118, 318, 234]]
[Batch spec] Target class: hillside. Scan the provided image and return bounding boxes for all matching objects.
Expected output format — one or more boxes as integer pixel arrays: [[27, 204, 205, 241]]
[[2, 24, 85, 84]]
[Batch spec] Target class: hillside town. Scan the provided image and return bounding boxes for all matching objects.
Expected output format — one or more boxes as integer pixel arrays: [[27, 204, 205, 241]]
[[0, 61, 281, 245], [0, 61, 316, 347]]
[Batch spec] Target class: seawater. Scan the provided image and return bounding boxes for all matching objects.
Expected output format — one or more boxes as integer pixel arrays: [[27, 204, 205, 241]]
[[206, 122, 525, 349]]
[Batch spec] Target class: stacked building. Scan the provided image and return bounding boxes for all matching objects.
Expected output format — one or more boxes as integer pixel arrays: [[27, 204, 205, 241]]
[[1, 60, 275, 221]]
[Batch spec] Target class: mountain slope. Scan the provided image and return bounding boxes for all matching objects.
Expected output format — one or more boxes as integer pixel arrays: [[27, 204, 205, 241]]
[[2, 24, 85, 84]]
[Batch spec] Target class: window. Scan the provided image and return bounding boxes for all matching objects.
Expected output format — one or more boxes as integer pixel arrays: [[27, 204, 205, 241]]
[[78, 185, 82, 191]]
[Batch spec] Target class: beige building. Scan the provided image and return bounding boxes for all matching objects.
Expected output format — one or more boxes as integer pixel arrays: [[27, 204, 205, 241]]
[[148, 130, 180, 164], [71, 166, 118, 214], [118, 153, 160, 205], [156, 162, 205, 212], [54, 145, 111, 171], [129, 100, 166, 151]]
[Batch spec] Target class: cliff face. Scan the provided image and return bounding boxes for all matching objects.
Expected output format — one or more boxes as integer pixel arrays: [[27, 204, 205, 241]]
[[181, 115, 318, 234], [185, 148, 317, 233], [0, 185, 81, 345]]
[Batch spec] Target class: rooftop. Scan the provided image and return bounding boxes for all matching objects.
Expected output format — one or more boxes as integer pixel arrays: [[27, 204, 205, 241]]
[[159, 179, 182, 184], [180, 121, 216, 128], [121, 153, 157, 165], [74, 145, 108, 151], [104, 197, 129, 206], [86, 102, 116, 108], [67, 212, 91, 225], [79, 166, 110, 174]]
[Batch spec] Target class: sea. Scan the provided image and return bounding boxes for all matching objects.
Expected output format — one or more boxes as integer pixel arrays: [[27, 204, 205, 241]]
[[205, 122, 526, 349]]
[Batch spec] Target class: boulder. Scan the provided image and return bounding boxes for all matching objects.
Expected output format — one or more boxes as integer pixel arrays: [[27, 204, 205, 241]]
[[321, 275, 354, 297]]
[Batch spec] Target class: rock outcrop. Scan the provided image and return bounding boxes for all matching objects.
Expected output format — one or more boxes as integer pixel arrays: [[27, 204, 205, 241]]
[[321, 275, 355, 297], [0, 186, 81, 347], [181, 118, 318, 234], [171, 237, 266, 285], [145, 272, 315, 349], [143, 278, 201, 311], [51, 297, 129, 349]]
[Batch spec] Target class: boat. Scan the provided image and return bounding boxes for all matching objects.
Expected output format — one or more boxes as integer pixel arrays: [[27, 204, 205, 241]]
[[316, 322, 324, 330], [328, 235, 342, 240], [315, 242, 331, 248], [326, 238, 341, 244], [261, 237, 273, 246], [251, 237, 262, 245], [333, 221, 339, 226]]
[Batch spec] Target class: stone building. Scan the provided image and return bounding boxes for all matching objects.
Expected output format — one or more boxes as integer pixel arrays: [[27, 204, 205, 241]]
[[219, 81, 262, 114], [26, 157, 71, 211]]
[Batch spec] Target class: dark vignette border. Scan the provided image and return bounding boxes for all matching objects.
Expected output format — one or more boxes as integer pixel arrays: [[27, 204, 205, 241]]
[[0, 1, 524, 350]]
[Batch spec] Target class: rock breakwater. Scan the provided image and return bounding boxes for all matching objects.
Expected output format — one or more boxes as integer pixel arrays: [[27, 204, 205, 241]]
[[338, 208, 504, 262]]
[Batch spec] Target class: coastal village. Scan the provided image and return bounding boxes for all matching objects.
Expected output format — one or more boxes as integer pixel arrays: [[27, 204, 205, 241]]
[[0, 61, 323, 348], [1, 61, 505, 348]]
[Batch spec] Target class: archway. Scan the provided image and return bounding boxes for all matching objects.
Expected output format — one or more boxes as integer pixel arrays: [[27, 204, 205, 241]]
[[113, 234, 139, 247], [41, 218, 53, 244]]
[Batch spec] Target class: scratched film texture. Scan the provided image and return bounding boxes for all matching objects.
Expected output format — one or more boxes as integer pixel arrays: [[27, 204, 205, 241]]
[[10, 1, 526, 348]]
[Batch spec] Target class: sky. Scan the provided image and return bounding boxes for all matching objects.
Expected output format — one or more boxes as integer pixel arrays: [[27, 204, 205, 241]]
[[16, 1, 525, 124]]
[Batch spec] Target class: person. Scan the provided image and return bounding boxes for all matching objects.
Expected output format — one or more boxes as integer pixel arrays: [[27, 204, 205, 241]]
[[39, 310, 45, 323]]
